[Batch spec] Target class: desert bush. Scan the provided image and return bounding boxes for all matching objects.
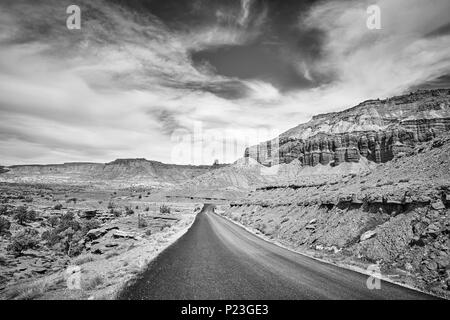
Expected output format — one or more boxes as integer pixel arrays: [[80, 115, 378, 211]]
[[159, 204, 171, 214], [13, 206, 37, 225], [160, 222, 172, 231], [145, 229, 152, 236], [107, 201, 115, 210], [53, 203, 63, 210], [43, 213, 99, 257], [7, 228, 39, 256], [111, 209, 122, 217], [82, 219, 100, 233], [0, 206, 9, 216], [41, 230, 51, 241], [23, 197, 33, 203], [144, 207, 149, 212], [125, 206, 134, 215], [27, 209, 37, 221], [4, 281, 49, 300], [0, 216, 11, 235], [43, 212, 83, 256], [48, 215, 59, 227]]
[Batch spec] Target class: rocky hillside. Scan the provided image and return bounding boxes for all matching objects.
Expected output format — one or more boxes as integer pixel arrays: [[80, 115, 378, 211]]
[[220, 133, 450, 298], [166, 148, 377, 200], [0, 159, 227, 188], [246, 89, 450, 167]]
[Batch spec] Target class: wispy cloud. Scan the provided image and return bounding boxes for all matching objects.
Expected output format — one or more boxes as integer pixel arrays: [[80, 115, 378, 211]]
[[0, 0, 449, 165]]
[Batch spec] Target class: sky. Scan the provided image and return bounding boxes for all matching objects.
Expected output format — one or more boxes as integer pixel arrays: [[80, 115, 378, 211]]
[[0, 0, 450, 165]]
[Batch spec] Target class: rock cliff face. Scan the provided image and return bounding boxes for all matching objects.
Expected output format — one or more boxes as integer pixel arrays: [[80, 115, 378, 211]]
[[245, 89, 450, 166]]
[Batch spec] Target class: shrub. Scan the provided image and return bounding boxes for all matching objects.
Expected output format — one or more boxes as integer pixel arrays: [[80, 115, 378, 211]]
[[144, 207, 149, 212], [145, 229, 152, 236], [4, 281, 49, 300], [23, 197, 33, 203], [160, 222, 172, 231], [107, 201, 115, 211], [0, 216, 11, 235], [43, 212, 83, 256], [53, 203, 63, 210], [111, 209, 122, 217], [27, 209, 37, 221], [0, 206, 9, 216], [82, 219, 100, 233], [48, 215, 59, 227], [7, 228, 39, 256], [125, 206, 134, 215], [13, 206, 37, 225], [159, 204, 171, 214]]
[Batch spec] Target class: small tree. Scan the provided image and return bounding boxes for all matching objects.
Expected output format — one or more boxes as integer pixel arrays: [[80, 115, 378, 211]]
[[7, 228, 39, 256], [48, 215, 59, 227], [13, 206, 30, 225]]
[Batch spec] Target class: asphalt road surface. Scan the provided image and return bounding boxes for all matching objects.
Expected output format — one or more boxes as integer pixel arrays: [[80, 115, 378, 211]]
[[118, 205, 435, 300]]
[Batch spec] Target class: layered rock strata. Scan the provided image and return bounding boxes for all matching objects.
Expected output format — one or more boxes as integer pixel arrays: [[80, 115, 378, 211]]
[[245, 89, 450, 166]]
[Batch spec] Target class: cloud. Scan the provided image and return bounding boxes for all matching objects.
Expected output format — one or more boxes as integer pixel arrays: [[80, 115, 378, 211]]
[[0, 0, 449, 166], [299, 0, 450, 98]]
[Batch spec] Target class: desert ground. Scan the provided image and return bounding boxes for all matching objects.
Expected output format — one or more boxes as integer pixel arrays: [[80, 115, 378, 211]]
[[0, 183, 201, 299]]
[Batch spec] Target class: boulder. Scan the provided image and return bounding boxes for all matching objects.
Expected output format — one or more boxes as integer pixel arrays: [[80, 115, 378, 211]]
[[112, 230, 138, 240], [86, 228, 106, 240], [360, 230, 377, 241], [431, 200, 445, 210]]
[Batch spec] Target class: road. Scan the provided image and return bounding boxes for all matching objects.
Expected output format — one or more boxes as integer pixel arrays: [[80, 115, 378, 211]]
[[118, 204, 435, 300]]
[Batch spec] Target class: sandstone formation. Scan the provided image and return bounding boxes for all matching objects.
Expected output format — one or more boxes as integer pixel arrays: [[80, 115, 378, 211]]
[[245, 89, 450, 166]]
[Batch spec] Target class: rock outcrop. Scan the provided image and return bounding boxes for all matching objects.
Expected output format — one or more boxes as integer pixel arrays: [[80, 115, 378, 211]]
[[245, 89, 450, 166]]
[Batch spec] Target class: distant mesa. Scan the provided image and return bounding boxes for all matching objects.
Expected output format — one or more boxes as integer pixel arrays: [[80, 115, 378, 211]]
[[245, 89, 450, 167], [0, 158, 228, 187]]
